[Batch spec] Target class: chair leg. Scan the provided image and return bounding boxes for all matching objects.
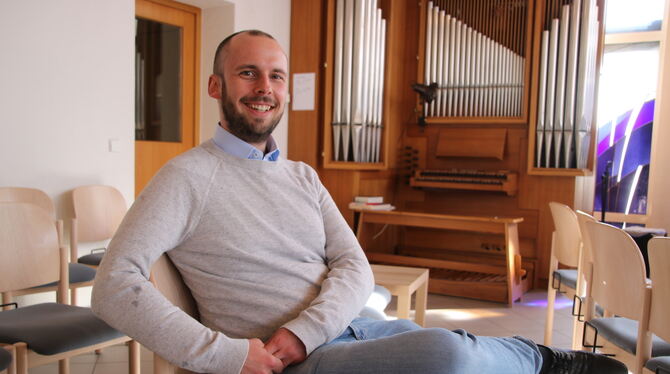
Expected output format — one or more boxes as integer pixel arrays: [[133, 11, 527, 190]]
[[1, 293, 13, 311], [570, 314, 584, 350], [544, 284, 557, 345], [71, 287, 78, 306], [13, 343, 27, 374], [3, 345, 16, 374], [129, 340, 140, 374], [58, 358, 70, 374], [154, 353, 177, 374]]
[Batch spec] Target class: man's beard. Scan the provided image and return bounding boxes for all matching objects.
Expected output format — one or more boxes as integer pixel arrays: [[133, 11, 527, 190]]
[[220, 84, 282, 144]]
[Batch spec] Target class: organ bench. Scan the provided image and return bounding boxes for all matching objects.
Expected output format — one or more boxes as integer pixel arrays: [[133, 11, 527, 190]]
[[356, 210, 530, 305]]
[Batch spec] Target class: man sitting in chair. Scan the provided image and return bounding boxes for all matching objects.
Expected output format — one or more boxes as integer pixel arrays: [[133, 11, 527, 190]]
[[92, 30, 626, 374]]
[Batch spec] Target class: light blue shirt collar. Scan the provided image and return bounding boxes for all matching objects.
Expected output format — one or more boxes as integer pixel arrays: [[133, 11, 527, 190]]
[[212, 124, 280, 161]]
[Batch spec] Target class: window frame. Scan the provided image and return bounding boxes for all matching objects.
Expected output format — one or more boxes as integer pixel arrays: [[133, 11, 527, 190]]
[[592, 0, 667, 226]]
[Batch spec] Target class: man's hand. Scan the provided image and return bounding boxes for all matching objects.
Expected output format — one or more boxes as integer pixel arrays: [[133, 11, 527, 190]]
[[264, 328, 307, 369], [241, 338, 284, 374]]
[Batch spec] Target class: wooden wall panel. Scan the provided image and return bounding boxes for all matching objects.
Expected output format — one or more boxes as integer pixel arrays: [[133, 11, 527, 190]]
[[288, 0, 581, 292], [288, 0, 324, 169]]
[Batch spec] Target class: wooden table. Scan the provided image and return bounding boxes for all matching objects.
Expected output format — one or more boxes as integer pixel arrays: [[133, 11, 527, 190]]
[[371, 264, 429, 326]]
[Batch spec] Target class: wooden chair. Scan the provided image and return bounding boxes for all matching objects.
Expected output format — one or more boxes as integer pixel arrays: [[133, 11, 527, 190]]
[[575, 210, 597, 307], [645, 237, 670, 374], [0, 202, 140, 374], [0, 187, 96, 306], [544, 202, 583, 348], [149, 254, 198, 374], [148, 254, 392, 373], [71, 185, 127, 267], [0, 345, 15, 374], [581, 220, 670, 374]]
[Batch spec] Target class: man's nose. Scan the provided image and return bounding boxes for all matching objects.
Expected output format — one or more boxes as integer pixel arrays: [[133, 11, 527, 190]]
[[254, 75, 273, 95]]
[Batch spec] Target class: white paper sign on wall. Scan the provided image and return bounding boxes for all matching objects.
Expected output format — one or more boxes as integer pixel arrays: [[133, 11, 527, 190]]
[[292, 72, 315, 111]]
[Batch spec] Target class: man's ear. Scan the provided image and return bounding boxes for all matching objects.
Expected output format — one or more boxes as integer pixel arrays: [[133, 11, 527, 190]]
[[208, 74, 222, 99]]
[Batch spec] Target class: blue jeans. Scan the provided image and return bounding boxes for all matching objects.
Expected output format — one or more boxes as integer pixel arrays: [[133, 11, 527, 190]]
[[285, 318, 543, 374]]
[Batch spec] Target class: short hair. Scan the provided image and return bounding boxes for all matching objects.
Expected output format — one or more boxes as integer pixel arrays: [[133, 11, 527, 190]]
[[213, 29, 276, 75]]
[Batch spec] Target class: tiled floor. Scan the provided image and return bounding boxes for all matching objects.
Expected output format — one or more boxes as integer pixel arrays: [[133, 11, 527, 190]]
[[28, 290, 575, 373]]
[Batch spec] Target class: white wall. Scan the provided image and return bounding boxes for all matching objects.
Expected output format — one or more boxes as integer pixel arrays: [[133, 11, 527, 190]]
[[0, 0, 291, 228], [0, 0, 291, 306], [0, 1, 135, 222], [183, 0, 292, 152], [0, 0, 135, 305], [198, 2, 236, 142]]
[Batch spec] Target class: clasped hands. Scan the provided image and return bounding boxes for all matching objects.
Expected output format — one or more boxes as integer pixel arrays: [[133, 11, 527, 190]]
[[241, 328, 307, 374]]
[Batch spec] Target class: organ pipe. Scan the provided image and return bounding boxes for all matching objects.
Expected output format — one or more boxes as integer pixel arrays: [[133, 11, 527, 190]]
[[422, 1, 527, 118], [332, 0, 386, 163], [536, 0, 600, 169]]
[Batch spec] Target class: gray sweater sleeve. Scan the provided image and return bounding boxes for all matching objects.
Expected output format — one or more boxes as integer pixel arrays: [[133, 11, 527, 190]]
[[91, 163, 249, 374], [281, 167, 375, 354]]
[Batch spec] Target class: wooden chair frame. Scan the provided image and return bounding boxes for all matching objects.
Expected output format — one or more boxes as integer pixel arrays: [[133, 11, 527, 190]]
[[71, 185, 127, 268], [0, 187, 93, 307], [149, 254, 198, 374], [0, 202, 140, 374], [582, 220, 652, 374], [544, 202, 584, 348], [1, 345, 16, 374], [643, 238, 670, 374]]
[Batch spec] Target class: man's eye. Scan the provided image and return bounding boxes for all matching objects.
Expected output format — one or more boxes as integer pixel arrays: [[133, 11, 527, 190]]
[[272, 74, 285, 81], [240, 71, 255, 78]]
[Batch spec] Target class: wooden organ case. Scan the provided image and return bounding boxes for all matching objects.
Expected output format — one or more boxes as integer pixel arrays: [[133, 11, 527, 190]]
[[288, 0, 603, 304]]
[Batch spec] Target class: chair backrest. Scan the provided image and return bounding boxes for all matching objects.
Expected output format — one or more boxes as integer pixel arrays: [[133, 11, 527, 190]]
[[648, 237, 670, 342], [150, 254, 199, 374], [150, 254, 199, 320], [0, 203, 62, 293], [584, 220, 649, 320], [72, 185, 127, 242], [0, 187, 55, 216], [575, 210, 597, 267], [548, 202, 582, 267]]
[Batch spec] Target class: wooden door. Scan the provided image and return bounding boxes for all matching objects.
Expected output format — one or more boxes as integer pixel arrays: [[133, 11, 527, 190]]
[[135, 0, 200, 196]]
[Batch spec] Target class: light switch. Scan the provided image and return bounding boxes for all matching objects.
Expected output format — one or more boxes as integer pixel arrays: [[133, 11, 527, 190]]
[[109, 139, 121, 153]]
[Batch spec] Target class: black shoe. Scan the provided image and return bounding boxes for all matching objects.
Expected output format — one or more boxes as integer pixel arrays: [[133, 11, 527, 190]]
[[538, 345, 628, 374]]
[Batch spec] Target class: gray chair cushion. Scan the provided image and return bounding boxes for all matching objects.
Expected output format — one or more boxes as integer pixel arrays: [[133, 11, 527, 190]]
[[553, 269, 577, 290], [358, 285, 392, 320], [78, 252, 104, 266], [0, 346, 11, 371], [0, 303, 124, 355], [646, 356, 670, 373], [35, 263, 96, 288], [624, 226, 667, 238], [589, 317, 670, 356]]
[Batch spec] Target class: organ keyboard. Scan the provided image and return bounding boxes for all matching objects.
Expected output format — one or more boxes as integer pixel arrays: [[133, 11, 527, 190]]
[[410, 169, 518, 196]]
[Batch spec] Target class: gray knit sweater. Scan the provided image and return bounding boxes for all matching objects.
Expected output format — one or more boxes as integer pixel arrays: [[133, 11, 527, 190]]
[[91, 140, 374, 374]]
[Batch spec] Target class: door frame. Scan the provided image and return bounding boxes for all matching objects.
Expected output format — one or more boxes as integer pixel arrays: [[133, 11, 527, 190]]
[[134, 0, 201, 196]]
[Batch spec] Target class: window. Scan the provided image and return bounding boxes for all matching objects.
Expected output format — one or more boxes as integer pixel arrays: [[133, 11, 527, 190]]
[[594, 0, 665, 224]]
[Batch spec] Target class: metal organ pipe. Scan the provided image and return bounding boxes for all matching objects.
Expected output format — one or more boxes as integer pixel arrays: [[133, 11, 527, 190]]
[[562, 0, 581, 168], [536, 31, 549, 167], [553, 5, 570, 168], [333, 0, 345, 162], [423, 1, 526, 118], [350, 0, 365, 163], [332, 0, 387, 163], [544, 19, 559, 168], [374, 18, 386, 163], [535, 0, 600, 169]]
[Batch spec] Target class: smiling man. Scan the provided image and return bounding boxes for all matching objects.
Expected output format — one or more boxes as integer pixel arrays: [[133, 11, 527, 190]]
[[210, 30, 287, 150], [92, 30, 627, 374]]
